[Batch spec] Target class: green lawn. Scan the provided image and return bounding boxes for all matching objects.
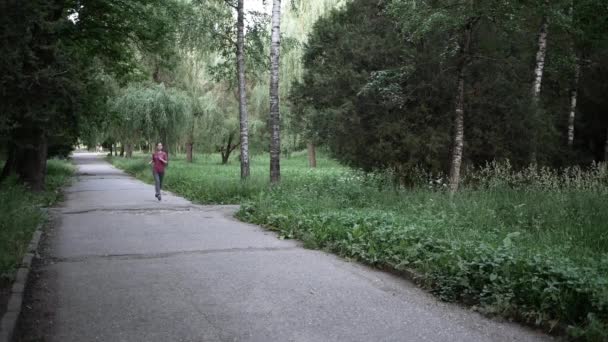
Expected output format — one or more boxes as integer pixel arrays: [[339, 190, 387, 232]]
[[0, 159, 74, 281], [110, 152, 608, 341]]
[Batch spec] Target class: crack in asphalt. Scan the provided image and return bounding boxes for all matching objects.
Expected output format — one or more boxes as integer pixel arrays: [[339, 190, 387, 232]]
[[50, 246, 298, 263], [60, 206, 199, 214], [65, 188, 148, 194]]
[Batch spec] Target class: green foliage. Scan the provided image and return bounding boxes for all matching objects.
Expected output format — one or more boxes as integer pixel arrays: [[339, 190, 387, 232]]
[[0, 159, 73, 281], [292, 0, 608, 176]]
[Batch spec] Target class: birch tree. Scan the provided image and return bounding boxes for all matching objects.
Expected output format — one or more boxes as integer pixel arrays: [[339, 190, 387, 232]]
[[269, 0, 282, 183], [529, 0, 550, 162], [236, 0, 251, 178]]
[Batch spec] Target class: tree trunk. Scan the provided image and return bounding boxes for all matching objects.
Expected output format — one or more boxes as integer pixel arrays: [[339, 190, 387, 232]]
[[307, 143, 317, 168], [220, 132, 239, 165], [237, 0, 250, 179], [567, 61, 580, 147], [15, 129, 48, 192], [221, 151, 231, 165], [269, 0, 282, 184], [126, 143, 133, 158], [530, 12, 549, 163], [605, 127, 608, 162], [532, 16, 549, 100], [114, 144, 118, 156], [448, 19, 474, 194], [0, 145, 16, 184], [186, 142, 193, 163]]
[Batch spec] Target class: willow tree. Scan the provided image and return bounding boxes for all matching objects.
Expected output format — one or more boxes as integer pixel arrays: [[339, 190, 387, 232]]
[[108, 83, 193, 157]]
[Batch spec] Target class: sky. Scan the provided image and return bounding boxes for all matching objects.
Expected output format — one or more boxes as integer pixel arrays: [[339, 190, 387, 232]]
[[244, 0, 270, 14]]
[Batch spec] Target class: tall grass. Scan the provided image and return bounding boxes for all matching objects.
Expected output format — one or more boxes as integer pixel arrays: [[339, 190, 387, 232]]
[[110, 153, 608, 341], [0, 159, 74, 281]]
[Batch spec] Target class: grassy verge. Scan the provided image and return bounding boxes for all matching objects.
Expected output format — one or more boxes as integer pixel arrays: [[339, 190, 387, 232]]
[[0, 159, 74, 281], [110, 153, 608, 341]]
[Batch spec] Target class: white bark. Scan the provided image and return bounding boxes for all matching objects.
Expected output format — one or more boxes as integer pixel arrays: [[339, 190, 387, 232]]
[[448, 20, 473, 194], [530, 14, 549, 163], [269, 0, 282, 184], [567, 61, 580, 147], [532, 16, 549, 100], [237, 0, 250, 179]]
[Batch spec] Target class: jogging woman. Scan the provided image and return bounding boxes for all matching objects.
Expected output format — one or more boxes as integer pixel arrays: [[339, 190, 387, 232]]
[[149, 142, 168, 201]]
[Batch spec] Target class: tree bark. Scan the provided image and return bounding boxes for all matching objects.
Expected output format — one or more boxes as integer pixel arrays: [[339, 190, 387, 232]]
[[237, 0, 250, 179], [530, 11, 549, 163], [15, 129, 48, 192], [120, 144, 125, 157], [448, 19, 475, 194], [269, 0, 282, 184], [532, 16, 549, 100], [307, 143, 317, 168], [567, 61, 580, 147], [0, 145, 16, 184], [126, 143, 133, 158], [220, 132, 239, 165], [186, 142, 193, 163]]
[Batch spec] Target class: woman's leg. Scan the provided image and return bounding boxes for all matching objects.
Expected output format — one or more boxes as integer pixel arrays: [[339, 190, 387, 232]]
[[158, 172, 164, 191], [153, 171, 161, 196]]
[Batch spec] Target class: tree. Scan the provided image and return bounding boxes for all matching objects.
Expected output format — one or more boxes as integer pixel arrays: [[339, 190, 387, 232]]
[[269, 0, 283, 183], [107, 83, 193, 157], [236, 0, 251, 178], [0, 0, 183, 190]]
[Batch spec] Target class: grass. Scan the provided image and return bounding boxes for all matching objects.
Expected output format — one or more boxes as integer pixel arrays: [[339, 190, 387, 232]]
[[110, 152, 608, 341], [0, 159, 74, 281]]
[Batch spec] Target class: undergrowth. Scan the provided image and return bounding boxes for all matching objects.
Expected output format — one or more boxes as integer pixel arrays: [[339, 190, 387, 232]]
[[0, 159, 74, 281]]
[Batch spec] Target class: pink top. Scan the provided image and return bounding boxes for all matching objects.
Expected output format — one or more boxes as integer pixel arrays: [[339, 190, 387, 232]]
[[152, 151, 168, 173]]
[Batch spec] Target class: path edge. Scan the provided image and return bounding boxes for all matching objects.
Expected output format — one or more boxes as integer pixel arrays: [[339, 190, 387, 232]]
[[0, 223, 44, 342]]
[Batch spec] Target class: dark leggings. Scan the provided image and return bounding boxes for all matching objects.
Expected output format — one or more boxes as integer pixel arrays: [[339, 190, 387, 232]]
[[153, 171, 164, 195]]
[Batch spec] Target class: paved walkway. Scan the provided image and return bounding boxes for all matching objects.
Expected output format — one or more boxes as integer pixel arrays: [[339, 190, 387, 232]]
[[17, 153, 551, 342]]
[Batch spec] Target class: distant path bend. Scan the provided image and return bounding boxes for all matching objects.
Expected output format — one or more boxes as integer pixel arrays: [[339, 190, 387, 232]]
[[16, 153, 551, 342]]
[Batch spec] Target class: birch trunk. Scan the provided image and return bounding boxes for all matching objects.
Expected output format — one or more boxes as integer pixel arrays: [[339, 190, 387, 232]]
[[532, 16, 549, 100], [567, 61, 580, 147], [307, 143, 317, 168], [269, 0, 282, 184], [448, 20, 474, 194], [237, 0, 250, 179], [530, 13, 549, 162]]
